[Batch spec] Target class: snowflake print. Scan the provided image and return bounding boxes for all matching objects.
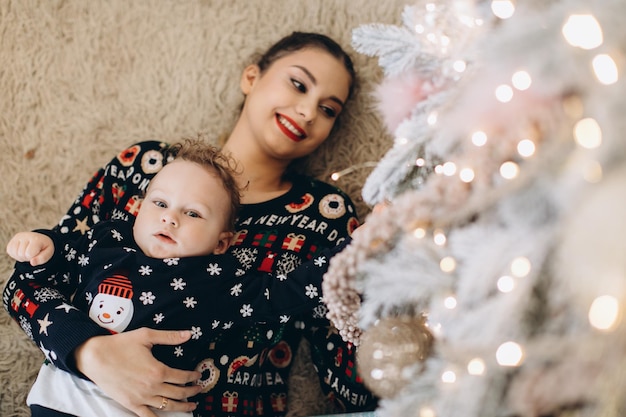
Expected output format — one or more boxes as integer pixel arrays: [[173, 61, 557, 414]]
[[277, 274, 288, 282], [19, 272, 34, 280], [19, 316, 33, 340], [314, 256, 327, 267], [305, 284, 318, 299], [138, 265, 152, 276], [64, 246, 77, 261], [313, 304, 328, 319], [85, 292, 93, 304], [230, 284, 243, 297], [77, 254, 89, 266], [174, 346, 184, 357], [88, 240, 97, 251], [140, 291, 156, 305], [280, 315, 291, 323], [34, 287, 62, 303], [183, 297, 197, 308], [206, 263, 222, 275], [123, 247, 136, 253], [191, 326, 202, 340], [264, 288, 270, 300], [223, 321, 234, 329], [232, 247, 258, 270], [154, 313, 164, 324], [111, 229, 123, 241], [170, 278, 186, 290], [164, 258, 179, 266], [277, 252, 301, 275], [212, 320, 220, 329], [235, 269, 246, 277], [240, 304, 253, 317]]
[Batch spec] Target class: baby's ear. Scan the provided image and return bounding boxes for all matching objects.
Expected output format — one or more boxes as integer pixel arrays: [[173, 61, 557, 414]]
[[213, 231, 234, 255]]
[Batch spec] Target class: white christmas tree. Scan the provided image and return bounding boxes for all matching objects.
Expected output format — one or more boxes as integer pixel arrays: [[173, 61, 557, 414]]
[[323, 0, 626, 416]]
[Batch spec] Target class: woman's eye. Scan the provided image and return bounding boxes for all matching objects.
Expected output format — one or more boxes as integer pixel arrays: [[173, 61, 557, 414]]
[[291, 79, 306, 93], [321, 106, 337, 118]]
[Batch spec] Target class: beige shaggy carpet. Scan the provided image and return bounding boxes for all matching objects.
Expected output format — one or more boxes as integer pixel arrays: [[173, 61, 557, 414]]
[[0, 1, 405, 415]]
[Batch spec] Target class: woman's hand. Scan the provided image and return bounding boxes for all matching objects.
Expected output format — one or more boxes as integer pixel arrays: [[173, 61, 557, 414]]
[[75, 328, 203, 417]]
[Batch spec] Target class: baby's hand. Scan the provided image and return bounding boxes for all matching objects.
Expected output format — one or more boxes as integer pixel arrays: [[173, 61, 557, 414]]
[[6, 231, 55, 266]]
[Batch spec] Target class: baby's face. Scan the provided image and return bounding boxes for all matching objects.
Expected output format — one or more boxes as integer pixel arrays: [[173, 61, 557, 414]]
[[133, 159, 232, 259]]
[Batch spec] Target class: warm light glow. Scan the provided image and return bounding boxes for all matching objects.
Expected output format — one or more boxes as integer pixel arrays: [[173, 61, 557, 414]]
[[511, 70, 532, 90], [472, 131, 488, 146], [442, 161, 457, 176], [500, 161, 519, 179], [371, 368, 384, 380], [510, 257, 531, 277], [434, 164, 444, 174], [416, 158, 425, 167], [331, 172, 340, 181], [459, 168, 475, 183], [589, 295, 620, 330], [582, 160, 603, 183], [420, 407, 437, 417], [453, 60, 467, 73], [444, 296, 457, 309], [496, 341, 524, 366], [440, 256, 457, 273], [562, 14, 603, 50], [413, 227, 426, 239], [467, 358, 486, 375], [491, 0, 515, 19], [415, 24, 425, 34], [497, 275, 515, 293], [441, 370, 457, 383], [433, 230, 447, 246], [495, 84, 514, 102], [428, 111, 438, 125], [592, 54, 619, 85], [574, 118, 602, 149], [517, 139, 536, 157]]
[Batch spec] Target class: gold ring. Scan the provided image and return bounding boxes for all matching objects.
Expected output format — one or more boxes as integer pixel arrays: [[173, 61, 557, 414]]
[[158, 396, 168, 410]]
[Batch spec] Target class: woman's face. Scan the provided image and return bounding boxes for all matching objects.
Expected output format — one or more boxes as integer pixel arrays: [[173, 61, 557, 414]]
[[239, 47, 352, 162]]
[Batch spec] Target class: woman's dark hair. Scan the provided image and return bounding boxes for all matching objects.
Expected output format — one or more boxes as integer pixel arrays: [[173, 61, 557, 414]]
[[256, 31, 357, 100]]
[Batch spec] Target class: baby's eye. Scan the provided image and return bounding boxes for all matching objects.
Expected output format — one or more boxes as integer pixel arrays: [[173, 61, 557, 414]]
[[185, 210, 201, 218], [291, 79, 306, 93], [320, 106, 337, 118], [154, 201, 166, 208]]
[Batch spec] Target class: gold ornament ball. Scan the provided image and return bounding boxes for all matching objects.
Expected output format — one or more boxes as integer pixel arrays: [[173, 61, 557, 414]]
[[356, 315, 433, 399]]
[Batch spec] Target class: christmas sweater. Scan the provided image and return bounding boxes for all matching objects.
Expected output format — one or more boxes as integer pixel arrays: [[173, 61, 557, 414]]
[[3, 140, 378, 416]]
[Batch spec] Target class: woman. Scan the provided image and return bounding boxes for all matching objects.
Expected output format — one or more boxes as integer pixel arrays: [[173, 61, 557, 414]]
[[4, 32, 375, 417]]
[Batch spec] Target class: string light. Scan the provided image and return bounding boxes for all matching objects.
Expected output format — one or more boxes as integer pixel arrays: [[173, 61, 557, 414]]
[[453, 60, 467, 73], [330, 161, 379, 181], [471, 131, 488, 146], [427, 111, 438, 125], [413, 227, 427, 239], [444, 295, 457, 309], [510, 256, 531, 277], [420, 406, 437, 417], [517, 139, 536, 158], [592, 54, 619, 85], [496, 341, 524, 366], [562, 14, 603, 50], [441, 370, 457, 383], [442, 161, 457, 176], [589, 295, 620, 331], [573, 118, 602, 149], [511, 70, 532, 90], [467, 358, 486, 375], [495, 84, 514, 103], [433, 229, 447, 246], [497, 275, 516, 293], [499, 161, 520, 179], [440, 256, 457, 273], [491, 0, 515, 19], [459, 167, 475, 183]]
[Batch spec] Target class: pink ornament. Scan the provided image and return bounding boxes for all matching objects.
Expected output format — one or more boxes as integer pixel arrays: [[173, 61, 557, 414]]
[[375, 71, 433, 133]]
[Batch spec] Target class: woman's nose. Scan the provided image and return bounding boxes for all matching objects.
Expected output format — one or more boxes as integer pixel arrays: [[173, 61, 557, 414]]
[[297, 99, 316, 123]]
